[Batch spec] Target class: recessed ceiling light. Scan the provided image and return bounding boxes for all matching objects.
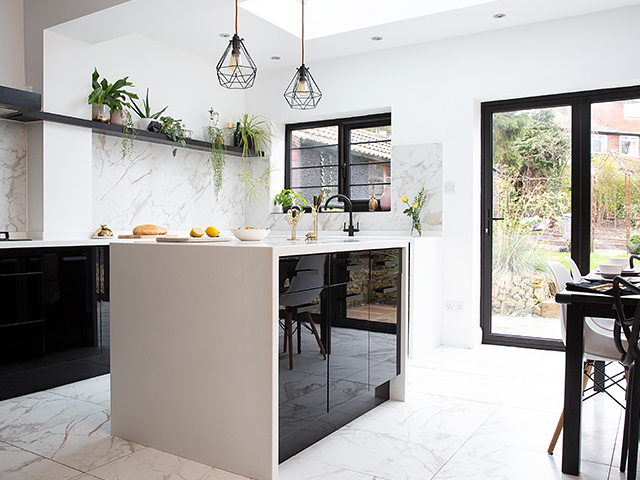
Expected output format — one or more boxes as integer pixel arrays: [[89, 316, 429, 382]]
[[493, 13, 506, 19], [219, 33, 231, 38], [271, 56, 282, 61], [371, 36, 383, 41]]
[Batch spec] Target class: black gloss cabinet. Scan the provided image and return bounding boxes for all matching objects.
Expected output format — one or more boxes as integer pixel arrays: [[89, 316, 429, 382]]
[[0, 246, 110, 401], [279, 248, 401, 462]]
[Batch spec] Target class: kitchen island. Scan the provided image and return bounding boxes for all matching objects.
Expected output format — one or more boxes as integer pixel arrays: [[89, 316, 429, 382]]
[[110, 236, 409, 480]]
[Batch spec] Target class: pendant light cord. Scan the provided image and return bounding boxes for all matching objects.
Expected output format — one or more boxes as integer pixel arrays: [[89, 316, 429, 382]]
[[301, 0, 305, 65], [235, 0, 238, 35]]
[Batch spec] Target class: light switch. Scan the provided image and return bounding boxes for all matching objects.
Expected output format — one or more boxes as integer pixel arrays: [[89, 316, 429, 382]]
[[444, 182, 455, 194]]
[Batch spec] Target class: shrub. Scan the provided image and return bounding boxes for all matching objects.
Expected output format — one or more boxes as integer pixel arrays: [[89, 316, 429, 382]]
[[629, 232, 640, 254]]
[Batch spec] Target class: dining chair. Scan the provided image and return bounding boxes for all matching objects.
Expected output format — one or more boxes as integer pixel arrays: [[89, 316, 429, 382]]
[[279, 255, 328, 370], [546, 261, 627, 454], [568, 257, 582, 281], [612, 276, 640, 480]]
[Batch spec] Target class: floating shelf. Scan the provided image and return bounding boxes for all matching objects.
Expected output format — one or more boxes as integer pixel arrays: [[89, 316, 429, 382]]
[[10, 111, 260, 157]]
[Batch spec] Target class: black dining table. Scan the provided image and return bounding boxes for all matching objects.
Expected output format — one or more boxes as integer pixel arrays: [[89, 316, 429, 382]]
[[556, 282, 640, 475]]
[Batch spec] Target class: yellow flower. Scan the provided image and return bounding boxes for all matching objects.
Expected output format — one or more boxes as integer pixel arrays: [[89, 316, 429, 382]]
[[401, 196, 408, 203], [413, 203, 418, 209]]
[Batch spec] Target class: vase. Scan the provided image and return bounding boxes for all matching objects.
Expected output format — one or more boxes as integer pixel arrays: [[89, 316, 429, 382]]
[[380, 186, 391, 211], [411, 217, 422, 237], [284, 207, 304, 240], [91, 104, 109, 123], [110, 109, 129, 126]]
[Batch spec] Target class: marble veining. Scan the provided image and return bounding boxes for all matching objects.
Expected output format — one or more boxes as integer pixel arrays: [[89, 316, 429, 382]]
[[246, 143, 443, 235], [92, 134, 246, 231], [0, 119, 27, 231]]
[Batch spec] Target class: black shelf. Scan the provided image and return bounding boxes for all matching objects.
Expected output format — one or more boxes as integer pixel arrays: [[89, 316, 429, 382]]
[[10, 111, 258, 157]]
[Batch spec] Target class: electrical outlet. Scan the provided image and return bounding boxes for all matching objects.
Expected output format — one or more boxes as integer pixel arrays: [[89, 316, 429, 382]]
[[446, 300, 463, 311]]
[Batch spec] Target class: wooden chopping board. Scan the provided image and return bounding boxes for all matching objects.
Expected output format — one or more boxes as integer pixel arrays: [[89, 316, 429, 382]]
[[155, 236, 233, 243], [118, 234, 178, 239]]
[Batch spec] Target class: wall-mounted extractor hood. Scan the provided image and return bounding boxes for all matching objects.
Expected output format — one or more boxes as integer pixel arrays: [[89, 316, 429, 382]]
[[0, 85, 41, 118]]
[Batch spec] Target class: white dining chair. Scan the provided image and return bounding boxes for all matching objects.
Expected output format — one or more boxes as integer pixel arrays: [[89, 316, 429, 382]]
[[546, 261, 626, 454]]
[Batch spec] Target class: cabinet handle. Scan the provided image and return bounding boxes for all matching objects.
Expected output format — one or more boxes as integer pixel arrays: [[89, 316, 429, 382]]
[[346, 264, 365, 272], [295, 269, 319, 277], [1, 258, 18, 264], [341, 293, 364, 302], [375, 286, 397, 294], [62, 256, 87, 262], [376, 260, 398, 267]]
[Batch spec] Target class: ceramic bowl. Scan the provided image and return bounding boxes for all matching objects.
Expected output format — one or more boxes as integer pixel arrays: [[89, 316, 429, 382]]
[[232, 228, 270, 241], [599, 263, 623, 279], [608, 258, 628, 268]]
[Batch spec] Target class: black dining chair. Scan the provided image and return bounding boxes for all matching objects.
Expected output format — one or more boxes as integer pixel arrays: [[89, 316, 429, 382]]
[[612, 276, 640, 480]]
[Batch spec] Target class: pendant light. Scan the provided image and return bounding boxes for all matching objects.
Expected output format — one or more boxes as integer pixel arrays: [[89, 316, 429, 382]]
[[217, 0, 257, 89], [284, 0, 322, 109]]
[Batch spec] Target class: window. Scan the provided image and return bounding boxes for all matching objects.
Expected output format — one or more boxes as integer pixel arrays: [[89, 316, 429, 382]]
[[591, 134, 608, 154], [285, 113, 391, 211], [620, 135, 639, 156]]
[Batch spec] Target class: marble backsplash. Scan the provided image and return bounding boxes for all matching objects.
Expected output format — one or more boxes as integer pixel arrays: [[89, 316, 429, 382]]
[[246, 143, 443, 235], [92, 134, 246, 232], [0, 120, 27, 232]]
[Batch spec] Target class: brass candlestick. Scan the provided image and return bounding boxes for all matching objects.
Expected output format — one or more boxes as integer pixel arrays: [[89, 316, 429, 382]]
[[306, 205, 320, 241], [285, 207, 304, 240]]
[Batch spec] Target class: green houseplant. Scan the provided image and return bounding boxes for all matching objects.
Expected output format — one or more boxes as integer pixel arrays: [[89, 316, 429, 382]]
[[205, 125, 226, 198], [129, 88, 168, 130], [274, 189, 307, 210], [158, 115, 187, 156], [234, 113, 275, 202]]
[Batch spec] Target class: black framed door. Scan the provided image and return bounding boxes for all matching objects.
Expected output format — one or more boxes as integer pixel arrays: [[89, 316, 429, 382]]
[[481, 85, 640, 349]]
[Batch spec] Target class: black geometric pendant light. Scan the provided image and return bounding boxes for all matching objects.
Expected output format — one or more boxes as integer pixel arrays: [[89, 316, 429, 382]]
[[217, 0, 257, 89], [284, 0, 322, 109]]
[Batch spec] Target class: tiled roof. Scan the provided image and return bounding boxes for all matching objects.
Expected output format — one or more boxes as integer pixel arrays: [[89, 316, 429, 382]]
[[294, 126, 391, 161]]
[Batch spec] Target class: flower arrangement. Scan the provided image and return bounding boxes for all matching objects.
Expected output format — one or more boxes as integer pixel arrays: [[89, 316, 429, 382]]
[[401, 187, 426, 236]]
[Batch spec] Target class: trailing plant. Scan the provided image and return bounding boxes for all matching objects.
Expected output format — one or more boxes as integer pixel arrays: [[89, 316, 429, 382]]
[[88, 68, 138, 112], [237, 162, 276, 202], [236, 113, 273, 157], [129, 88, 168, 120], [159, 115, 187, 156], [205, 125, 226, 198], [121, 111, 137, 160]]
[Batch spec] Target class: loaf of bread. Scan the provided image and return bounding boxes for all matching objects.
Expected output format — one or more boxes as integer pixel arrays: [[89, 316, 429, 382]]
[[132, 224, 167, 235]]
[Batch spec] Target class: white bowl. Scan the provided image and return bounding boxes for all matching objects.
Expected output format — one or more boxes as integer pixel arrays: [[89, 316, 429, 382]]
[[232, 228, 270, 241], [599, 263, 623, 279], [609, 258, 628, 268]]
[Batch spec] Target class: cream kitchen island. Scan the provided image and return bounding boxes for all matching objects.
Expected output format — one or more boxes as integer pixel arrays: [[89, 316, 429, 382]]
[[110, 236, 409, 480]]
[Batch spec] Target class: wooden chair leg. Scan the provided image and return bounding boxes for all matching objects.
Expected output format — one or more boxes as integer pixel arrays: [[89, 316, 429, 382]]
[[285, 312, 293, 370], [306, 311, 326, 359], [548, 362, 593, 454]]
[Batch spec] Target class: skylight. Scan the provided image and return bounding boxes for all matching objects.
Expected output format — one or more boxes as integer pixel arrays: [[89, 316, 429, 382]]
[[240, 0, 497, 39]]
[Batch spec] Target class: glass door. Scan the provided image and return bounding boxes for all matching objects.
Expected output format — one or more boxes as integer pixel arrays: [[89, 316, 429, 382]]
[[481, 85, 640, 349]]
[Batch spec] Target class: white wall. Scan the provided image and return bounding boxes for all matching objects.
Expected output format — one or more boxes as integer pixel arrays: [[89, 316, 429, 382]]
[[0, 0, 25, 89], [246, 5, 640, 349]]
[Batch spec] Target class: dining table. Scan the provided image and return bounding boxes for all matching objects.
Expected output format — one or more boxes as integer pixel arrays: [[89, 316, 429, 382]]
[[556, 269, 640, 476]]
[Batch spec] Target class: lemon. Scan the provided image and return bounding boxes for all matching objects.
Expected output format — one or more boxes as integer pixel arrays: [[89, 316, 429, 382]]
[[190, 227, 204, 237], [205, 226, 220, 237]]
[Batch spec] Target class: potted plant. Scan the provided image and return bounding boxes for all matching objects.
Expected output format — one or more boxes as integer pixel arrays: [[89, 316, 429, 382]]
[[274, 189, 307, 211], [129, 88, 168, 130], [157, 115, 187, 157], [87, 68, 138, 124], [235, 113, 273, 158]]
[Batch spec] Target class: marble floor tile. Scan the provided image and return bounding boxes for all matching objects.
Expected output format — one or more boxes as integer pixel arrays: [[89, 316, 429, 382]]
[[88, 447, 247, 480], [279, 457, 389, 480], [431, 437, 612, 480], [408, 366, 518, 404], [0, 441, 82, 480], [0, 391, 143, 472], [48, 375, 111, 408], [292, 417, 467, 480], [367, 392, 498, 437]]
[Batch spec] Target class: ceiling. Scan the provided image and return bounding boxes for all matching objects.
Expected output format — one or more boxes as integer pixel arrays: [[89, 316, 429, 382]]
[[49, 0, 640, 72]]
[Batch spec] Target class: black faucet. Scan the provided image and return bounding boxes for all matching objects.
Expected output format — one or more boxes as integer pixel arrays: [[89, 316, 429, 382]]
[[323, 194, 359, 236]]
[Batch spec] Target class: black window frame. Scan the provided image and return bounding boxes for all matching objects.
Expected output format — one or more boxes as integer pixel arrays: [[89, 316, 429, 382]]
[[284, 113, 391, 212]]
